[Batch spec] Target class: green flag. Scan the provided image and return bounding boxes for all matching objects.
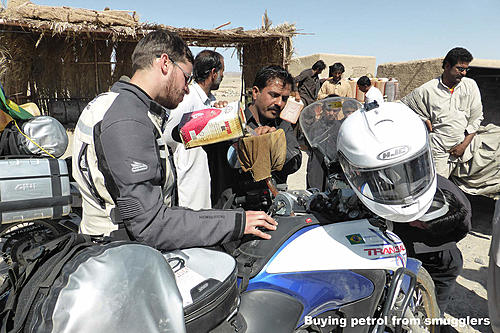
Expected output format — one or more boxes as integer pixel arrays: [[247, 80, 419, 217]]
[[0, 84, 33, 120]]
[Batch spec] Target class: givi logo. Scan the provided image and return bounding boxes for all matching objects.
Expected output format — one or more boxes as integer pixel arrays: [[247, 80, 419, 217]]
[[15, 183, 36, 191], [377, 146, 409, 160]]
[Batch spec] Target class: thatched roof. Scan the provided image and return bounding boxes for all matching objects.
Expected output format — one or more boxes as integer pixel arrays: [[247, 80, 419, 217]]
[[0, 2, 297, 47], [0, 2, 297, 122]]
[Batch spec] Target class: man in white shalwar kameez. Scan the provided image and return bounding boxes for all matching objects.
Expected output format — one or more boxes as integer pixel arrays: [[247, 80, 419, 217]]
[[401, 47, 500, 199], [163, 50, 226, 209]]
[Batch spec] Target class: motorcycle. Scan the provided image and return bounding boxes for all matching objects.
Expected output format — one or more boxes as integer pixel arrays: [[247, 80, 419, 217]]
[[221, 97, 440, 333], [0, 97, 440, 333]]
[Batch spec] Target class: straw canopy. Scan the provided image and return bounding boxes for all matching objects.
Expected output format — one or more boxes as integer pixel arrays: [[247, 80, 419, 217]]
[[0, 1, 296, 123]]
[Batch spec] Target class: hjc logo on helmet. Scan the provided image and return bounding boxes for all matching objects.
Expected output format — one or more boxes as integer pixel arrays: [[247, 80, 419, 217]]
[[377, 146, 409, 160]]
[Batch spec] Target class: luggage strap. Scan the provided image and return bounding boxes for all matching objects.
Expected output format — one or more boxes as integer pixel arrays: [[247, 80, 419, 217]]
[[237, 258, 256, 292], [166, 145, 178, 207]]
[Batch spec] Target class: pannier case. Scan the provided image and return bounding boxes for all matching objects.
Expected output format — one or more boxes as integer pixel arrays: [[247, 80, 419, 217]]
[[0, 158, 71, 224], [163, 248, 240, 332]]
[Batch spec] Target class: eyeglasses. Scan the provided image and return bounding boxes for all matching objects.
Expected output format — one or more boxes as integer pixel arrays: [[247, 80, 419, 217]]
[[172, 60, 193, 85], [456, 66, 471, 73]]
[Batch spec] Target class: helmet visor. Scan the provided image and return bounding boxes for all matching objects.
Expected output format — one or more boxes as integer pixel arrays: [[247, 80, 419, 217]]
[[340, 148, 435, 205]]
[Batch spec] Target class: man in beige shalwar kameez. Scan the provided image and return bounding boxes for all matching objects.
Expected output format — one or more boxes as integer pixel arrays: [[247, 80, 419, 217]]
[[401, 47, 500, 199]]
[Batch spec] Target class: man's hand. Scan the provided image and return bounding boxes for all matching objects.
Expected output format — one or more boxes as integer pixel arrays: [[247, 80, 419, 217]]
[[449, 142, 467, 157], [293, 91, 301, 102], [425, 119, 433, 132], [254, 126, 276, 135], [213, 100, 229, 108], [244, 211, 278, 239], [449, 132, 475, 157]]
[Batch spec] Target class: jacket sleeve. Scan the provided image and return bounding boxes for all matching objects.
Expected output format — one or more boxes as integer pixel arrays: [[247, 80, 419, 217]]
[[96, 119, 245, 250], [436, 174, 471, 232], [294, 70, 308, 86], [465, 80, 483, 134]]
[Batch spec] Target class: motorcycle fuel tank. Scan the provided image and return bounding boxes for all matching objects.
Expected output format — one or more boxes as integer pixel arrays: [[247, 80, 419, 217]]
[[265, 219, 406, 274]]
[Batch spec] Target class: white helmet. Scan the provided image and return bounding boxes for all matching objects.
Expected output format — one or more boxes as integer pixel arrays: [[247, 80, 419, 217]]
[[337, 102, 436, 222]]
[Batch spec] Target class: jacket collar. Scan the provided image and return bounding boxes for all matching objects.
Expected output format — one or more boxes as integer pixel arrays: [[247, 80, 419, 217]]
[[111, 80, 169, 119]]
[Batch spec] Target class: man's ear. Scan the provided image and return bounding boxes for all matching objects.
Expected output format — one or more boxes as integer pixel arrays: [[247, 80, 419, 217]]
[[158, 53, 170, 75], [252, 86, 259, 100], [212, 68, 218, 80]]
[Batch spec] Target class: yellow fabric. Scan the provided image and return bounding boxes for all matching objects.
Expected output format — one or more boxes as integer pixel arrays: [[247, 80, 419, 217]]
[[0, 103, 40, 132], [19, 102, 41, 116], [237, 128, 286, 182]]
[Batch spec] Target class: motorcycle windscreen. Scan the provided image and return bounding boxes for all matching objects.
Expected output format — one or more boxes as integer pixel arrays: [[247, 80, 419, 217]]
[[299, 97, 361, 164], [339, 147, 435, 205], [45, 244, 186, 333]]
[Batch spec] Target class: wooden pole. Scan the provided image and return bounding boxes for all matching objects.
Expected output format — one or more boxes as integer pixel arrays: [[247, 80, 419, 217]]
[[94, 41, 99, 94], [214, 22, 231, 30]]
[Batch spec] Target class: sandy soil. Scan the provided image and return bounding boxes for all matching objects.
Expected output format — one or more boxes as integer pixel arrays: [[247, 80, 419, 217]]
[[212, 72, 244, 104]]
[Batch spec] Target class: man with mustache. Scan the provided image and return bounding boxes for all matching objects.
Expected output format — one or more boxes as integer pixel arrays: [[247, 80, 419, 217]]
[[206, 65, 302, 208], [402, 47, 500, 199], [163, 50, 225, 210]]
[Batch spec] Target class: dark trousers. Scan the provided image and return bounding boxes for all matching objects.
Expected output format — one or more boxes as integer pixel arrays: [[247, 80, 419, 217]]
[[414, 245, 463, 313]]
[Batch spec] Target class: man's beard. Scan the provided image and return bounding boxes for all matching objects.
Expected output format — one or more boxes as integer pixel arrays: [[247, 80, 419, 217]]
[[211, 74, 222, 91], [159, 84, 184, 109]]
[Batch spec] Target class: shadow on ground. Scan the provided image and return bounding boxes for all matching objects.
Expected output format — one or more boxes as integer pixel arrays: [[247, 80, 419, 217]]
[[446, 282, 493, 332], [460, 266, 489, 291]]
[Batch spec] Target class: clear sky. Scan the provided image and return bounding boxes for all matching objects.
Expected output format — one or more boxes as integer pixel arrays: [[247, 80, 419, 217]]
[[17, 0, 500, 72]]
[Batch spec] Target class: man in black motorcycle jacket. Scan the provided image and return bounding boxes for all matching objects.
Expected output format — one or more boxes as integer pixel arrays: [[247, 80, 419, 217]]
[[72, 30, 277, 250], [206, 65, 302, 208], [393, 175, 471, 314]]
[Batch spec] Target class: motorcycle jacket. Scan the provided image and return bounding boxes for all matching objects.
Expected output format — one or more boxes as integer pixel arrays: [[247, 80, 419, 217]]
[[393, 174, 471, 254], [73, 81, 245, 250]]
